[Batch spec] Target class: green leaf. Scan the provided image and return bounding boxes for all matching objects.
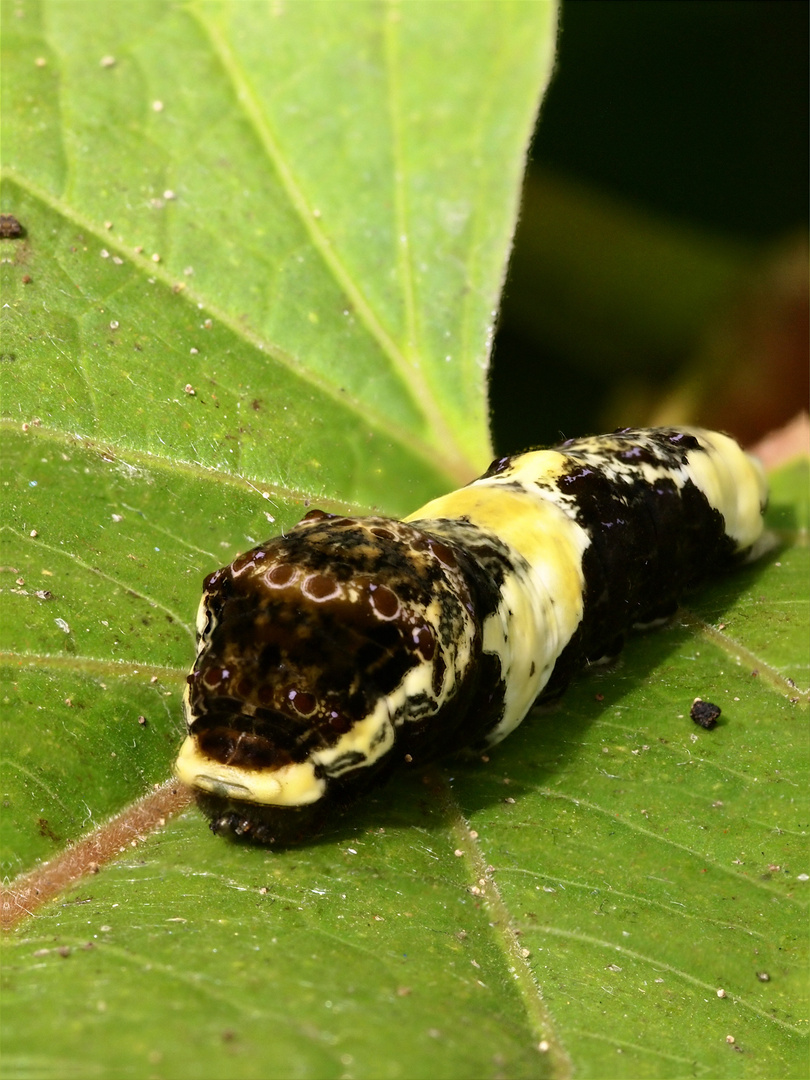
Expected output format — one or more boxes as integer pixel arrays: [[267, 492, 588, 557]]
[[2, 0, 555, 497], [3, 4, 808, 1080], [3, 464, 807, 1079]]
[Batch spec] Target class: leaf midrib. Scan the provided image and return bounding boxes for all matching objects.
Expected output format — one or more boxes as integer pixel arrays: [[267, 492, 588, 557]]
[[192, 7, 478, 483]]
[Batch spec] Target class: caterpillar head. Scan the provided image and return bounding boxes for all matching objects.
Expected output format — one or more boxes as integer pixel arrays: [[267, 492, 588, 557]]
[[175, 511, 486, 844]]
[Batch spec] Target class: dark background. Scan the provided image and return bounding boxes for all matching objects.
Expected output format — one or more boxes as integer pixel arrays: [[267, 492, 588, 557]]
[[490, 0, 808, 451]]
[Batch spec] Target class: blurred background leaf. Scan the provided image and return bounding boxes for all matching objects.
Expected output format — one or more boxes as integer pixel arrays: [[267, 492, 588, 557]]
[[491, 0, 808, 451]]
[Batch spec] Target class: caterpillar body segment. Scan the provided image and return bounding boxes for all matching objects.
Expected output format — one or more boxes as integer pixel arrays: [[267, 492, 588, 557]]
[[175, 427, 767, 844]]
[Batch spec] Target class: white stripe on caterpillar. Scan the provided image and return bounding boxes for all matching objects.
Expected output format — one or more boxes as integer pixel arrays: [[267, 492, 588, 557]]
[[175, 427, 767, 844]]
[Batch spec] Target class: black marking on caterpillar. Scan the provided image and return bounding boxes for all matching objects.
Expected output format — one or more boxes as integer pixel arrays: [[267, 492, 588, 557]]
[[175, 427, 767, 844]]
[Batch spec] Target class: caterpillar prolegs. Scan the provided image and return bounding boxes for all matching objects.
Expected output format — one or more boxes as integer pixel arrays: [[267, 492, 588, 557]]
[[175, 427, 767, 844]]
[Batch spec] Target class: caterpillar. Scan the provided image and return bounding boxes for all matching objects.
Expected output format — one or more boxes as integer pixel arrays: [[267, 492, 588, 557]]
[[175, 427, 767, 844]]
